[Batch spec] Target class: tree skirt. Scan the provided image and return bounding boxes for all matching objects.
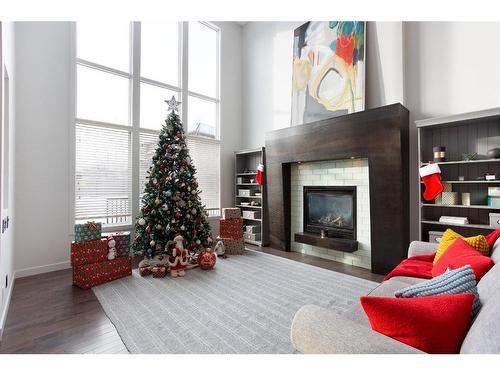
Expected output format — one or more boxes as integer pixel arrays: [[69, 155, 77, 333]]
[[92, 250, 378, 354]]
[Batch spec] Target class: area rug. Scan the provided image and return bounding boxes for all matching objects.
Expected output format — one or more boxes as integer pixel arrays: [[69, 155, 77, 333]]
[[93, 250, 378, 354]]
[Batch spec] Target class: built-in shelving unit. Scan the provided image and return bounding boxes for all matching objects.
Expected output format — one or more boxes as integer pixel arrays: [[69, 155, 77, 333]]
[[235, 147, 268, 246], [417, 107, 500, 239]]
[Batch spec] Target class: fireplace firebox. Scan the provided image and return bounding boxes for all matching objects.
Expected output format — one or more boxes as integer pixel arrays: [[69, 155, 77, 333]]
[[303, 186, 356, 240]]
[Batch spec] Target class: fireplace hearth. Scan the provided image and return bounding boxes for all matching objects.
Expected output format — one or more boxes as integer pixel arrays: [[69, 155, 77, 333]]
[[303, 186, 356, 240]]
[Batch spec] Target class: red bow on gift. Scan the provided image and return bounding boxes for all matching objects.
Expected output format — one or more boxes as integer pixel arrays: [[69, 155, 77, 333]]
[[86, 221, 98, 230]]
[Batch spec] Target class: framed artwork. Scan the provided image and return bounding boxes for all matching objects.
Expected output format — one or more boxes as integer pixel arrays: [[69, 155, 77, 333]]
[[291, 21, 365, 126]]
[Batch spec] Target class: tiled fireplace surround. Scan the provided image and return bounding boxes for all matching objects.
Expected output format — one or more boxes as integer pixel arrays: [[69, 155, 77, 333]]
[[290, 158, 371, 269]]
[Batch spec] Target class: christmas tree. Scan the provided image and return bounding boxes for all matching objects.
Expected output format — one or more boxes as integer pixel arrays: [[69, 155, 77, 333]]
[[133, 96, 212, 259]]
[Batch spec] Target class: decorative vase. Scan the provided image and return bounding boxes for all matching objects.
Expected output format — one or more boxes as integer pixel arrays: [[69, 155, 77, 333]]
[[198, 248, 217, 270], [487, 147, 500, 159]]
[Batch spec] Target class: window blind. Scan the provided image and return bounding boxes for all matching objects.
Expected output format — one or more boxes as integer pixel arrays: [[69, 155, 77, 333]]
[[75, 124, 132, 225], [139, 132, 160, 200], [186, 136, 220, 217], [139, 132, 220, 216]]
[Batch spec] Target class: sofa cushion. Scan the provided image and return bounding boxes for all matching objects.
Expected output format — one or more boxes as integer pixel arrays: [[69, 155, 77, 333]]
[[460, 288, 500, 353], [432, 238, 494, 281], [490, 240, 500, 264], [477, 262, 500, 305], [395, 265, 481, 316], [485, 228, 500, 248], [434, 229, 489, 264], [361, 294, 475, 353]]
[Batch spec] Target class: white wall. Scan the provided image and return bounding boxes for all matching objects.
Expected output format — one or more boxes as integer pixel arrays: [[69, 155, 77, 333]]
[[13, 21, 242, 276], [213, 22, 243, 208], [0, 21, 17, 337], [405, 22, 500, 240], [241, 22, 405, 149], [14, 22, 72, 276]]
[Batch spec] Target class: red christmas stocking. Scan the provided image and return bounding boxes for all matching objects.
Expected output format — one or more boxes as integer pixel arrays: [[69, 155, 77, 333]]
[[420, 163, 444, 201], [256, 164, 264, 185]]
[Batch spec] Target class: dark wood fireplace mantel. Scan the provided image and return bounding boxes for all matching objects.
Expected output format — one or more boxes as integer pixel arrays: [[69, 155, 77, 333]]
[[265, 104, 410, 275]]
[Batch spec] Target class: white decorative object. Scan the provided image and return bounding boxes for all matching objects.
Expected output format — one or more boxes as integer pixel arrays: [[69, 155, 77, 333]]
[[107, 237, 117, 260], [214, 240, 225, 256]]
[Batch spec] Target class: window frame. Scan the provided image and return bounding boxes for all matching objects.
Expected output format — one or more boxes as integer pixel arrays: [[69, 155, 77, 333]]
[[69, 21, 221, 235]]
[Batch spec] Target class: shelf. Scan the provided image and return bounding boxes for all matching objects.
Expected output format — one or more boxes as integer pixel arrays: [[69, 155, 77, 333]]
[[241, 217, 262, 222], [236, 183, 259, 186], [421, 220, 493, 230], [236, 172, 256, 176], [420, 158, 500, 166], [236, 205, 261, 209], [421, 180, 500, 184], [294, 232, 358, 253], [422, 204, 500, 210], [236, 195, 262, 199]]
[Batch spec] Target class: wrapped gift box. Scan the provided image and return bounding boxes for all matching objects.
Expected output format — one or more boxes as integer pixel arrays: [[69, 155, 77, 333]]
[[74, 221, 102, 242], [103, 231, 130, 257], [71, 239, 108, 267], [219, 237, 245, 255], [219, 218, 243, 239], [73, 256, 132, 289], [222, 207, 241, 219]]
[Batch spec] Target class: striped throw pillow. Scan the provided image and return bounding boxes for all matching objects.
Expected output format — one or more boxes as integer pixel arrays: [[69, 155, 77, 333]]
[[395, 265, 481, 316]]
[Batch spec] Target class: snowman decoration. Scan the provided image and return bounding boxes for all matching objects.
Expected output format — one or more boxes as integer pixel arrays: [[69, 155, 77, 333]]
[[107, 236, 117, 260], [168, 235, 189, 277]]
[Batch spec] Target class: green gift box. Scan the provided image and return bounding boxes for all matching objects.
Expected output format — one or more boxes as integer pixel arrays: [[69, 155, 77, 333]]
[[74, 221, 102, 242]]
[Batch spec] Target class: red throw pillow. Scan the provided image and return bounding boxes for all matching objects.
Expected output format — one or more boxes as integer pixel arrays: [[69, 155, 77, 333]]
[[486, 228, 500, 248], [360, 294, 474, 353], [432, 237, 494, 281]]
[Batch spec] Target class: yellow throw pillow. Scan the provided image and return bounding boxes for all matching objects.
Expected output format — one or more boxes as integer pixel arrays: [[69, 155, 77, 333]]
[[433, 229, 490, 264]]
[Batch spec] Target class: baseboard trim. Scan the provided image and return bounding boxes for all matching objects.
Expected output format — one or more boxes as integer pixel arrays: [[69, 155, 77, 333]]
[[0, 275, 15, 342], [14, 261, 71, 279]]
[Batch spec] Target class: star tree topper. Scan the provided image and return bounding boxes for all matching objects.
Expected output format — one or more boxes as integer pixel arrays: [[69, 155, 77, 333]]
[[165, 96, 181, 113]]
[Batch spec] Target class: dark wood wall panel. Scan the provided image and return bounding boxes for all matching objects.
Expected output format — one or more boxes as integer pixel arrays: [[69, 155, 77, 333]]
[[265, 104, 410, 275]]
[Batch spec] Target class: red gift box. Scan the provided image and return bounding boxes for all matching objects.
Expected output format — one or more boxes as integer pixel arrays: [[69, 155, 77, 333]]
[[73, 256, 132, 289], [71, 239, 108, 267], [219, 218, 243, 239]]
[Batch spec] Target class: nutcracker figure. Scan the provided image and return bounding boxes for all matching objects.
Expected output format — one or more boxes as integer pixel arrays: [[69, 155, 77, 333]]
[[168, 235, 189, 277]]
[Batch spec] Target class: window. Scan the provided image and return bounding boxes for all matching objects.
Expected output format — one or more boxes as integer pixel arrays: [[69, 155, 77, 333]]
[[75, 22, 220, 228]]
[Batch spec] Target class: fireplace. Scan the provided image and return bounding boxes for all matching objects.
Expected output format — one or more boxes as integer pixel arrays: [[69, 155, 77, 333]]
[[303, 186, 356, 240]]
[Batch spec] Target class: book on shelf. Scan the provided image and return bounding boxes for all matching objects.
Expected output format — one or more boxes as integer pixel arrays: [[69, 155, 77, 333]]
[[438, 216, 469, 225]]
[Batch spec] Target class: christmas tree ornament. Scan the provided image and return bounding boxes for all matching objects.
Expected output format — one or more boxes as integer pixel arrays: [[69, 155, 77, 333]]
[[150, 240, 156, 247], [162, 204, 169, 211], [165, 95, 181, 112], [138, 218, 146, 226], [420, 163, 444, 201], [155, 197, 161, 205], [156, 224, 162, 231], [180, 225, 186, 231], [198, 248, 216, 270]]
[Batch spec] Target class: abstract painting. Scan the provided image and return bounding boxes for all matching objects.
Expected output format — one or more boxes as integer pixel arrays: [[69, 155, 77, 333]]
[[291, 21, 365, 126]]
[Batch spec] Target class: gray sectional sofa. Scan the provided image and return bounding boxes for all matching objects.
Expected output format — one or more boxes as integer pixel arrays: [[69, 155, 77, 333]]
[[291, 240, 500, 354]]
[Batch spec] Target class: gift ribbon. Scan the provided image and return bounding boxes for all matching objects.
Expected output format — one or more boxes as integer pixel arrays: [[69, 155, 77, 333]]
[[86, 221, 98, 230]]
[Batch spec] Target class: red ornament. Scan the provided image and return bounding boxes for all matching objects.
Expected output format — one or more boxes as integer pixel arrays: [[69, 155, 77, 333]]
[[198, 248, 216, 270], [163, 144, 168, 150]]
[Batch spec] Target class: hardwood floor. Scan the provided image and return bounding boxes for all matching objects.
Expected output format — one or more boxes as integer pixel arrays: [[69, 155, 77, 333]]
[[0, 246, 383, 354]]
